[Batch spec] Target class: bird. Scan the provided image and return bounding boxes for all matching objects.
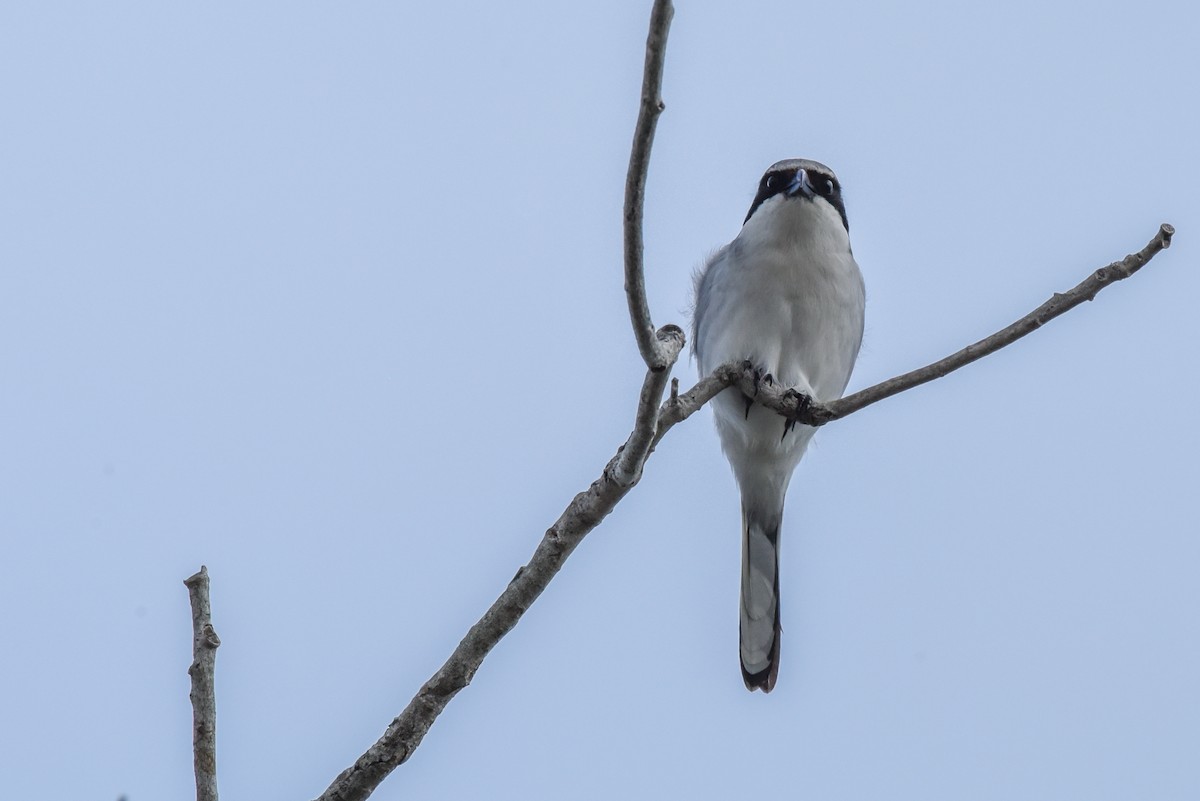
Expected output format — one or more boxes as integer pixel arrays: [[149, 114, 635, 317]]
[[692, 158, 865, 692]]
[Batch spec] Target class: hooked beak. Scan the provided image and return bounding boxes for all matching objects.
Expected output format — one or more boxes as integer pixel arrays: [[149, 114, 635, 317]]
[[786, 168, 814, 199]]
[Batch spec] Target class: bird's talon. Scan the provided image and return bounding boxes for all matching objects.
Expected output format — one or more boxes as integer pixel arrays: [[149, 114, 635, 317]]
[[743, 362, 771, 416], [752, 370, 762, 397], [780, 389, 814, 439]]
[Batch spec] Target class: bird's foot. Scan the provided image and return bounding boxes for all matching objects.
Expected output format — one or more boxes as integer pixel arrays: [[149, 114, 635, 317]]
[[780, 388, 813, 441], [740, 360, 774, 419]]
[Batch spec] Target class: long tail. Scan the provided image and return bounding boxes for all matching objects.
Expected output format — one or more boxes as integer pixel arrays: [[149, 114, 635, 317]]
[[740, 502, 782, 692]]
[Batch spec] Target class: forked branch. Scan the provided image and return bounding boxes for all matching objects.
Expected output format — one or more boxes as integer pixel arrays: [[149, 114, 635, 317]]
[[311, 10, 1177, 801]]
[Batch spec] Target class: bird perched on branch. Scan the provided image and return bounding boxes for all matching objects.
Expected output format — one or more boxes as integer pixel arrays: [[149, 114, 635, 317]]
[[692, 159, 865, 692]]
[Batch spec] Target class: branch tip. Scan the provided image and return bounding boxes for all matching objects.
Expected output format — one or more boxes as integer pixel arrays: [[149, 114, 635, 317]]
[[184, 564, 209, 588], [184, 566, 219, 801]]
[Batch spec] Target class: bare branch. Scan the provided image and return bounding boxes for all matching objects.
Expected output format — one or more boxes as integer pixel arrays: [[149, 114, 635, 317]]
[[314, 367, 684, 801], [714, 223, 1176, 425], [623, 0, 675, 370], [184, 566, 220, 801]]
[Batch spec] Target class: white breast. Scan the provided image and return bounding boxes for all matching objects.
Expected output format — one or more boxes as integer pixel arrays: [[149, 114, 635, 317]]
[[693, 194, 865, 460]]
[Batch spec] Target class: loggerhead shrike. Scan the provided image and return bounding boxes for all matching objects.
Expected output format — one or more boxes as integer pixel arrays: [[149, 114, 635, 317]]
[[692, 159, 865, 692]]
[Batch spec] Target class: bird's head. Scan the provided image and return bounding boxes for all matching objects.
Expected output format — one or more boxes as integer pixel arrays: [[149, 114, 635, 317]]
[[743, 158, 849, 234]]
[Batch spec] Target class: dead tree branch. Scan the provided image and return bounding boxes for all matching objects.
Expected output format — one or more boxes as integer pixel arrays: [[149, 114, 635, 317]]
[[184, 565, 221, 801]]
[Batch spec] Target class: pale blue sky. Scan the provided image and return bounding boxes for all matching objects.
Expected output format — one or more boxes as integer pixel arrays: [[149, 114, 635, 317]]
[[2, 2, 1198, 799]]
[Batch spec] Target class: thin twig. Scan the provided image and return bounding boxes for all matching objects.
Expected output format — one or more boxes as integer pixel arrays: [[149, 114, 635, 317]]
[[653, 362, 738, 446], [715, 223, 1176, 425], [184, 566, 220, 801], [623, 0, 675, 370]]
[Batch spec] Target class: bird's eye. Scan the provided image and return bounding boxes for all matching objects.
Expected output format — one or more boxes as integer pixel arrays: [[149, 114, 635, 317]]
[[811, 176, 835, 196], [765, 175, 777, 189]]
